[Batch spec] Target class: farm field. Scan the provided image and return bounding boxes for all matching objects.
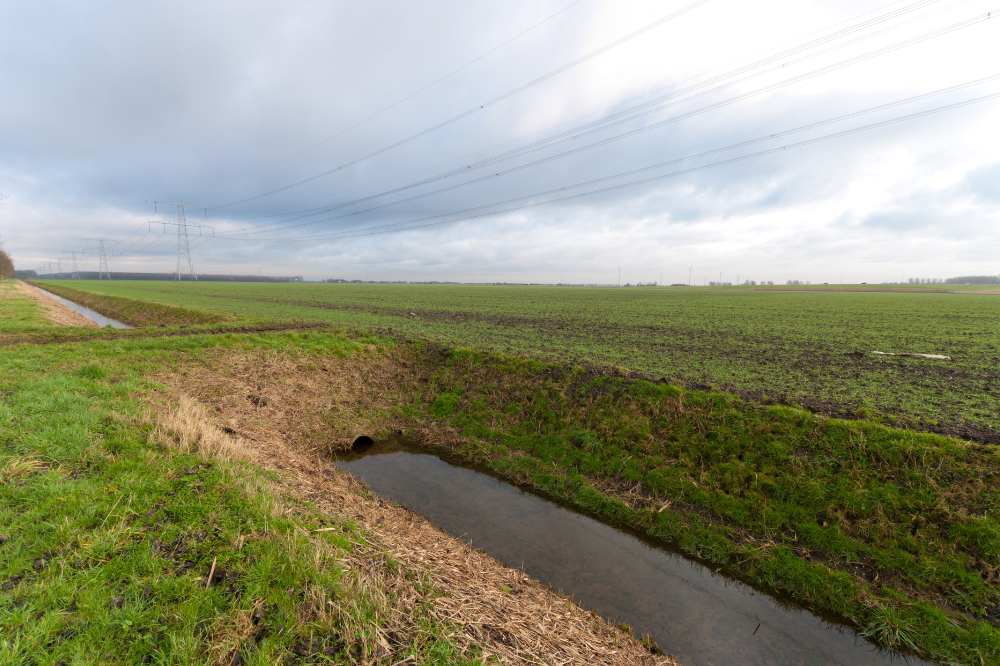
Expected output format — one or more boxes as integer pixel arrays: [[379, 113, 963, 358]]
[[7, 279, 1000, 663], [1, 282, 669, 666], [36, 279, 1000, 443]]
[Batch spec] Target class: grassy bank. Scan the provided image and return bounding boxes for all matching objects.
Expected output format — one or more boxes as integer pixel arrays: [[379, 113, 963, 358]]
[[0, 280, 62, 332], [33, 280, 1000, 443], [393, 344, 1000, 665], [30, 281, 235, 328], [0, 314, 672, 665], [0, 331, 484, 665], [14, 280, 1000, 662]]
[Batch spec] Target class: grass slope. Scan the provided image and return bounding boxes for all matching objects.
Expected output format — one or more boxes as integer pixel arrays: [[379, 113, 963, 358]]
[[0, 331, 483, 665], [0, 280, 58, 332], [399, 344, 1000, 665], [35, 280, 1000, 442], [32, 282, 234, 328], [18, 281, 1000, 663]]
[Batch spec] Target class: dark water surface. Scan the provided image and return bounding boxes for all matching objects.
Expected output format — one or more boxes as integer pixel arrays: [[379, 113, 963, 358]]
[[34, 286, 130, 328], [334, 441, 931, 666]]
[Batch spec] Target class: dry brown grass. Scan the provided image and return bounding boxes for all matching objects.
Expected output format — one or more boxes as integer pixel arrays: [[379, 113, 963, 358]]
[[157, 345, 410, 454], [154, 395, 258, 463], [152, 347, 677, 665], [0, 456, 49, 482]]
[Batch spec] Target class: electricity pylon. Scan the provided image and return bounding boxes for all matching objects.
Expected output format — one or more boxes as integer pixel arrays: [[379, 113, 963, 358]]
[[149, 200, 213, 281], [84, 239, 120, 280], [71, 251, 80, 279], [98, 241, 110, 280]]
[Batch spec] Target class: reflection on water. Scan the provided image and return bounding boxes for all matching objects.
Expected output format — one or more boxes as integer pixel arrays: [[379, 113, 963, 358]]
[[333, 440, 931, 666], [34, 286, 130, 329]]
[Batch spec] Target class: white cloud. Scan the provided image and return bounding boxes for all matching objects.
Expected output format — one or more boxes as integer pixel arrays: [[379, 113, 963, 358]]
[[1, 0, 998, 282]]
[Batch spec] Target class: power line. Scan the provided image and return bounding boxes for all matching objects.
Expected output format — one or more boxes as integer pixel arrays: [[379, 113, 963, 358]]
[[201, 0, 958, 219], [210, 0, 712, 209], [223, 75, 1000, 238], [216, 91, 1000, 243], [217, 0, 984, 235], [147, 200, 213, 281], [182, 0, 590, 199], [219, 19, 1000, 239], [138, 235, 215, 264], [118, 232, 176, 260], [83, 239, 122, 279]]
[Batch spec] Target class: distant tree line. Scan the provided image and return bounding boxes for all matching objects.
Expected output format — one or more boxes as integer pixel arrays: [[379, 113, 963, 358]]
[[903, 276, 999, 285], [24, 271, 302, 282], [942, 275, 999, 285], [0, 236, 14, 279], [707, 280, 776, 286]]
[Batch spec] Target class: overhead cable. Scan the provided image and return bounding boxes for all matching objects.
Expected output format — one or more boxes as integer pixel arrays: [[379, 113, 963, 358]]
[[208, 0, 958, 218], [181, 0, 590, 199], [217, 91, 1000, 243], [210, 0, 712, 209], [219, 13, 999, 238], [222, 0, 976, 231]]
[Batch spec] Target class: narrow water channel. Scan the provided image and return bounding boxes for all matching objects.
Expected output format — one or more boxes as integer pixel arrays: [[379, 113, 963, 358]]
[[34, 286, 130, 328], [333, 440, 931, 666]]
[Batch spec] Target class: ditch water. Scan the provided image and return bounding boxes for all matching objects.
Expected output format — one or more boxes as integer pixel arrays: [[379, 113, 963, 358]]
[[333, 439, 932, 666], [35, 287, 130, 328]]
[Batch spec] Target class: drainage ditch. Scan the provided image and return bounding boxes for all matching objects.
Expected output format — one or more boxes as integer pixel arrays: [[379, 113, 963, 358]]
[[333, 437, 932, 666], [33, 286, 130, 328]]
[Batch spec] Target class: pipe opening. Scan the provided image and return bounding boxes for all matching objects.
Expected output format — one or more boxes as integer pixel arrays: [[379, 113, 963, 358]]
[[351, 435, 375, 452]]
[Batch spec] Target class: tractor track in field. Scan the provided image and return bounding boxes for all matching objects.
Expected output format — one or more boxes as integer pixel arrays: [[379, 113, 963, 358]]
[[187, 295, 1000, 444], [11, 289, 1000, 445], [0, 322, 337, 349]]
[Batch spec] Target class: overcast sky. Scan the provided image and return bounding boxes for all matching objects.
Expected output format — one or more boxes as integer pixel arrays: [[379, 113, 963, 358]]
[[1, 0, 998, 284]]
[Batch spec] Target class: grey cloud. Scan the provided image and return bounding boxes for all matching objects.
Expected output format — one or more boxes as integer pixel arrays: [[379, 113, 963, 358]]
[[1, 0, 999, 283]]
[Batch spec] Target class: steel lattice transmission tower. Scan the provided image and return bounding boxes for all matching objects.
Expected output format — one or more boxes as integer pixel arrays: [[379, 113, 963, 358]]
[[71, 251, 80, 279], [97, 240, 111, 280], [149, 200, 213, 281], [84, 239, 119, 279]]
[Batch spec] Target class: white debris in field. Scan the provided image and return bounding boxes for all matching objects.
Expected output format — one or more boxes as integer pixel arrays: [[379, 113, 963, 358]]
[[872, 351, 951, 360]]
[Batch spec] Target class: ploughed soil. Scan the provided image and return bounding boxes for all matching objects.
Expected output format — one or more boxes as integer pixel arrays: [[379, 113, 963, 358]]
[[152, 346, 674, 665]]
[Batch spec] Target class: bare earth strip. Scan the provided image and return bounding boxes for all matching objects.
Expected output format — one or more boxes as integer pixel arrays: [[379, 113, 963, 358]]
[[14, 280, 98, 327], [153, 348, 675, 665]]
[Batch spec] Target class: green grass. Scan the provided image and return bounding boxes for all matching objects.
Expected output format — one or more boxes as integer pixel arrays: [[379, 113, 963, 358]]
[[0, 330, 481, 665], [32, 282, 236, 328], [0, 279, 59, 332], [20, 279, 1000, 662], [398, 344, 1000, 665], [35, 279, 1000, 441]]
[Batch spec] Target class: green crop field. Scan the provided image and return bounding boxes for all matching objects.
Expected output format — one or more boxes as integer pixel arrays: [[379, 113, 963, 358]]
[[10, 278, 1000, 663], [36, 280, 1000, 443]]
